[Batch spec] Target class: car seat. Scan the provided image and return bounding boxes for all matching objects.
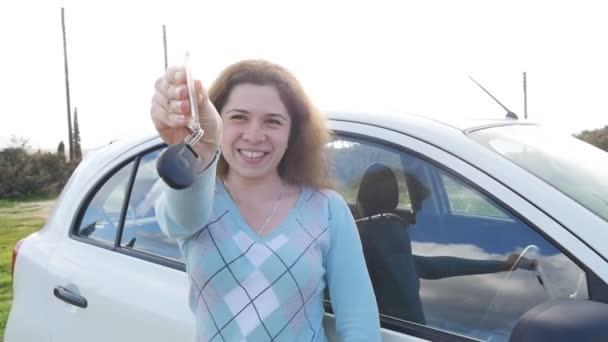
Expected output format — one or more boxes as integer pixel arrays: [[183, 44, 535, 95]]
[[356, 162, 426, 324]]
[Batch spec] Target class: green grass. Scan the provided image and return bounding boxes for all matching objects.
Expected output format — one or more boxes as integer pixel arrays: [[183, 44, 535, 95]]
[[0, 199, 49, 340], [0, 194, 56, 209]]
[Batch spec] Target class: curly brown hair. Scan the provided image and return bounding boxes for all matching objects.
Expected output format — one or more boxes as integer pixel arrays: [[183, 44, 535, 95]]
[[208, 60, 331, 190]]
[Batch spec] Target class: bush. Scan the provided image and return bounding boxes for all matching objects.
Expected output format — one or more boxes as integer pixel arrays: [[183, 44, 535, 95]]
[[576, 125, 608, 152], [0, 147, 78, 199]]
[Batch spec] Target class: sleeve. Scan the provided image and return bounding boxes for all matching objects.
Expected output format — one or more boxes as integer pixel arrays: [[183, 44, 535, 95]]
[[415, 255, 507, 280], [325, 194, 381, 341], [155, 151, 219, 250]]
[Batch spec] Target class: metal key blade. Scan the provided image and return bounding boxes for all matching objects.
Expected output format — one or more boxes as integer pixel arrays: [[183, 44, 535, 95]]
[[184, 52, 203, 137]]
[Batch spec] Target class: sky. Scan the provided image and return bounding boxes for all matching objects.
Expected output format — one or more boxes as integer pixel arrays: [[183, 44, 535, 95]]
[[2, 0, 607, 151]]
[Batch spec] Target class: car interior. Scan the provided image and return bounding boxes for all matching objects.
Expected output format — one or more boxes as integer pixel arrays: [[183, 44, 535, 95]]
[[354, 162, 427, 324]]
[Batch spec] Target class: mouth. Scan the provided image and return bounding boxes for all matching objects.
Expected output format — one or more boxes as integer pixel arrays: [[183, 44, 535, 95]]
[[237, 149, 269, 161]]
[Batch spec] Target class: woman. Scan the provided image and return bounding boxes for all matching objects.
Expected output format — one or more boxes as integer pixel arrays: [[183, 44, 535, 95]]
[[150, 60, 380, 341]]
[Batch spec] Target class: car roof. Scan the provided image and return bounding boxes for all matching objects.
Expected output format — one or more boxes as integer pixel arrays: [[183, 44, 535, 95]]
[[82, 135, 161, 175], [326, 111, 540, 155], [326, 111, 536, 134]]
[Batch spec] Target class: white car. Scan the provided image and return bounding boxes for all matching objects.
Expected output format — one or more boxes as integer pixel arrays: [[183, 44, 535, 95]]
[[6, 112, 608, 342]]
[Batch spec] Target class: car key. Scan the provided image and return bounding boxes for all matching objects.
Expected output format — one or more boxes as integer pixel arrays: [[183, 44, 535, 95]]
[[157, 52, 205, 189]]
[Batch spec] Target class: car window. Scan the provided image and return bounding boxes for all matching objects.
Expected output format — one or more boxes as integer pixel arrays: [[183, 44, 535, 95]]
[[441, 174, 509, 218], [327, 134, 589, 342], [76, 147, 183, 263], [469, 124, 608, 223], [327, 139, 411, 211], [76, 161, 134, 244], [121, 148, 183, 261]]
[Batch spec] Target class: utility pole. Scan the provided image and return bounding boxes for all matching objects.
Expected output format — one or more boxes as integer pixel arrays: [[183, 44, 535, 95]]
[[163, 25, 168, 70], [61, 7, 74, 160], [523, 71, 528, 119]]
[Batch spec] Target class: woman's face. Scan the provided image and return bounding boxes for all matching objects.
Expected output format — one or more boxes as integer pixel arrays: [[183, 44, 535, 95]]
[[220, 83, 291, 181]]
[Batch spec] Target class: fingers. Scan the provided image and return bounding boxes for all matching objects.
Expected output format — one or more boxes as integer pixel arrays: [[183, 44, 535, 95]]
[[517, 258, 538, 271], [194, 80, 208, 106], [165, 66, 186, 85], [151, 66, 194, 129], [151, 91, 170, 112], [154, 75, 189, 103], [150, 66, 219, 145], [507, 254, 538, 271], [151, 102, 190, 129], [151, 81, 191, 129]]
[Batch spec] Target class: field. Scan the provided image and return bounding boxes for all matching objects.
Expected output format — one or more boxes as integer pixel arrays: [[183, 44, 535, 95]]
[[0, 199, 54, 340]]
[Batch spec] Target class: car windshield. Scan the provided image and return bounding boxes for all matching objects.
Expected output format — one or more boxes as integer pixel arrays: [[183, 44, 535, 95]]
[[468, 124, 608, 223]]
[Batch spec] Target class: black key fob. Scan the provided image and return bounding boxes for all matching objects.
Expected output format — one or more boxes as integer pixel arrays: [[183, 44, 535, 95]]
[[156, 141, 199, 189]]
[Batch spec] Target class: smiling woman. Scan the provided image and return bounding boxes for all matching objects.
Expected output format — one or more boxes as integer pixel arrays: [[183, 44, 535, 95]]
[[208, 60, 332, 188], [219, 84, 292, 185], [150, 59, 381, 341]]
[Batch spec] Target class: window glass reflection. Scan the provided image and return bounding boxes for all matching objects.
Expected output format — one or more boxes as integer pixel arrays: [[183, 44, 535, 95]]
[[327, 135, 588, 342], [77, 162, 133, 244], [122, 148, 183, 261]]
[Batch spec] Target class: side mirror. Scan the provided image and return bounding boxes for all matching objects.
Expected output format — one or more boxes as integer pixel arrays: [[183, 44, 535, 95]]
[[509, 299, 608, 341]]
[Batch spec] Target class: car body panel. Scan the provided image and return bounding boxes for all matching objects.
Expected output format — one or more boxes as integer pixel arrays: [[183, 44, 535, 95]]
[[46, 237, 193, 341], [4, 233, 54, 341], [6, 112, 608, 342]]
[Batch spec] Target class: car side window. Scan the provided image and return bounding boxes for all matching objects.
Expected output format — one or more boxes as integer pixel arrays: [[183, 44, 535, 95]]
[[77, 161, 134, 244], [76, 147, 183, 263], [327, 134, 589, 342], [121, 148, 183, 261], [440, 174, 509, 218], [327, 138, 411, 215]]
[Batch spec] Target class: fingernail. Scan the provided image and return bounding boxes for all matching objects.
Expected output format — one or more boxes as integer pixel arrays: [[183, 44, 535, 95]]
[[174, 72, 184, 82], [170, 100, 181, 112], [171, 113, 185, 122], [175, 86, 182, 98]]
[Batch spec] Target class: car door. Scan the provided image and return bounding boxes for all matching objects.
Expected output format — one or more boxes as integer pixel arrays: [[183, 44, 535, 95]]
[[323, 120, 608, 342], [46, 147, 194, 342]]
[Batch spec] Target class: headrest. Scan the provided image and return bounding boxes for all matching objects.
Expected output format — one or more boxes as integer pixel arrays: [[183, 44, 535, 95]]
[[356, 162, 399, 217]]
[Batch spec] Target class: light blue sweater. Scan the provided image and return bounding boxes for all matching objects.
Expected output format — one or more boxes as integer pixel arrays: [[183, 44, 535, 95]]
[[156, 155, 381, 341]]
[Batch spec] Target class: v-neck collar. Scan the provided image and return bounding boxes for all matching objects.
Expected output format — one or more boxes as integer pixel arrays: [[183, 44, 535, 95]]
[[216, 180, 310, 241]]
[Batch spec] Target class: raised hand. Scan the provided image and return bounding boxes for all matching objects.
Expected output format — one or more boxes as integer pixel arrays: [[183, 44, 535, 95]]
[[151, 66, 221, 163]]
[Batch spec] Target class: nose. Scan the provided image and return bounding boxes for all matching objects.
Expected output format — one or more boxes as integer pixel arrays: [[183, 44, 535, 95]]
[[242, 121, 266, 143]]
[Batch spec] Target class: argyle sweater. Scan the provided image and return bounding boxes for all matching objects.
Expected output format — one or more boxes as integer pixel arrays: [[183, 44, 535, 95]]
[[156, 156, 380, 342]]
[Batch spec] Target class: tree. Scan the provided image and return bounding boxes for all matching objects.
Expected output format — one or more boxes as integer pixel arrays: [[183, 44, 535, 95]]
[[575, 125, 608, 152], [73, 108, 82, 161], [57, 141, 66, 160], [9, 135, 30, 149]]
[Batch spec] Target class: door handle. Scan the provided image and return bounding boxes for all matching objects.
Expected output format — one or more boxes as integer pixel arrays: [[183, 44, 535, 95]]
[[53, 286, 88, 308]]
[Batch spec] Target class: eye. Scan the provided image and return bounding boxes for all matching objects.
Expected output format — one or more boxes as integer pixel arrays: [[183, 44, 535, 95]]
[[230, 114, 247, 121], [266, 118, 282, 125]]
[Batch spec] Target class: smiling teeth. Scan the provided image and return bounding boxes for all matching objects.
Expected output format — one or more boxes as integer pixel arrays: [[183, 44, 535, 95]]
[[241, 150, 264, 158]]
